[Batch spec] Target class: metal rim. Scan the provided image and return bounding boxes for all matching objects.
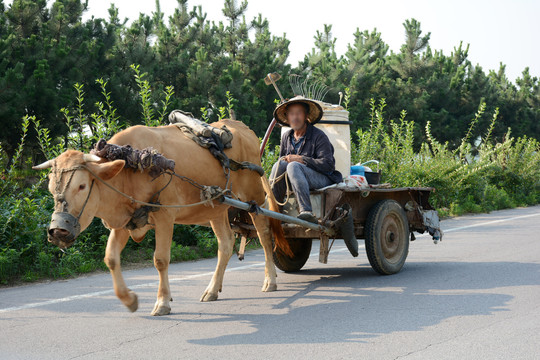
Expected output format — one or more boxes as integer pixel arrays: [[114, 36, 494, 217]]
[[380, 212, 406, 264]]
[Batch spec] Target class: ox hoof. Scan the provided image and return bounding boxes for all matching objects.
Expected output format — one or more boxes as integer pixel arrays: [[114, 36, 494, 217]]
[[126, 292, 139, 313], [200, 291, 219, 302], [151, 303, 171, 316], [262, 282, 277, 292]]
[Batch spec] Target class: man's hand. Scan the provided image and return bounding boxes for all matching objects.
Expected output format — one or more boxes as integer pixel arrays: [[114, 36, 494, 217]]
[[282, 154, 304, 164]]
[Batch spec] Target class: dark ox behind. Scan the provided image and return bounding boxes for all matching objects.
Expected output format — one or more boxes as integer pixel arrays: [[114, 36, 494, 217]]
[[33, 120, 288, 316]]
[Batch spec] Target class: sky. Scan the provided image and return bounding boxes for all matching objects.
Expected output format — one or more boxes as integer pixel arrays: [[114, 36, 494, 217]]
[[7, 0, 540, 82]]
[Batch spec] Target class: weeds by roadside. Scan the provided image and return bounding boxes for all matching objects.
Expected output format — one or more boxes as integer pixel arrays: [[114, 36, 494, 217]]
[[351, 98, 540, 217]]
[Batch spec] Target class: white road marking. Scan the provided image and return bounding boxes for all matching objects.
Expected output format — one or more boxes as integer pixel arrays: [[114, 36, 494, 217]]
[[414, 211, 540, 239], [0, 247, 353, 314], [0, 290, 114, 313], [442, 211, 540, 232], [1, 211, 539, 314], [0, 262, 270, 314]]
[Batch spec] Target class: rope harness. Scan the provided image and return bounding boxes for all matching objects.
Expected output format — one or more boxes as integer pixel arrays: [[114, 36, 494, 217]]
[[169, 110, 264, 177], [88, 140, 240, 213], [47, 116, 265, 236], [83, 165, 230, 210], [47, 160, 232, 242], [269, 170, 292, 206], [48, 162, 95, 241]]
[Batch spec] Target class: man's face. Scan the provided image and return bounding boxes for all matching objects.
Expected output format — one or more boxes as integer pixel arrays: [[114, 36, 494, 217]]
[[287, 104, 308, 131]]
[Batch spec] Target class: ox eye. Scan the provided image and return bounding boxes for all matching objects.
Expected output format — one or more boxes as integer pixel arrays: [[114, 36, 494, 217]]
[[79, 184, 86, 191]]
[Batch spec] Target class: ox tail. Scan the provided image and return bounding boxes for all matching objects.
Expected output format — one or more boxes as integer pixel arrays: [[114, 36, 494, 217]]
[[260, 176, 294, 258]]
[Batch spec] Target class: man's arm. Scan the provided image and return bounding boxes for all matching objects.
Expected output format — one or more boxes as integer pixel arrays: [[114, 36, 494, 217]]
[[301, 134, 335, 173]]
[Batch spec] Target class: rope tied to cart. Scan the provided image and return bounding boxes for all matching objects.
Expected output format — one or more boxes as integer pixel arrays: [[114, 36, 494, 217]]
[[269, 170, 292, 206]]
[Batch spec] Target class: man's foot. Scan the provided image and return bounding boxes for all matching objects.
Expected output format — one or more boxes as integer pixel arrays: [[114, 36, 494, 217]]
[[298, 211, 318, 224]]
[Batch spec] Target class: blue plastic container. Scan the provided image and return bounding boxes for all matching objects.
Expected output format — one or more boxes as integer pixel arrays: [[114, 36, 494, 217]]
[[350, 165, 365, 176]]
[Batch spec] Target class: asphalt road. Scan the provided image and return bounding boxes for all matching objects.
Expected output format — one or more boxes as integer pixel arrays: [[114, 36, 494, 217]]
[[1, 206, 540, 360]]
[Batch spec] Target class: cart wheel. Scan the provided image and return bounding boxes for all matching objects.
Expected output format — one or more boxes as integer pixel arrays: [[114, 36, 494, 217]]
[[365, 200, 409, 275], [273, 238, 312, 272]]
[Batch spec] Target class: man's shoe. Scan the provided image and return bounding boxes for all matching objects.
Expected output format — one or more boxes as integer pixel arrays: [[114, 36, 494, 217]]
[[297, 211, 318, 224]]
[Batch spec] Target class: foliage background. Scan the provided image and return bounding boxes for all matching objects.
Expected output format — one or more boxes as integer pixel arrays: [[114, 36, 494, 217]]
[[1, 0, 539, 284]]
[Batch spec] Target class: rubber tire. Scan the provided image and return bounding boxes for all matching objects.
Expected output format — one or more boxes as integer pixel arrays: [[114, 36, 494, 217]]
[[273, 238, 312, 272], [365, 200, 409, 275]]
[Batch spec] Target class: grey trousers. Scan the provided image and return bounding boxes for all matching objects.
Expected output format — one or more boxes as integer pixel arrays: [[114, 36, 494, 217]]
[[270, 160, 334, 213]]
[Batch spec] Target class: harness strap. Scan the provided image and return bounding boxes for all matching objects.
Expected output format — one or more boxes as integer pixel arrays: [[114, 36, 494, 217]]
[[173, 124, 263, 176], [76, 180, 95, 220], [52, 163, 80, 212], [229, 159, 264, 176], [81, 165, 227, 209], [50, 161, 96, 221]]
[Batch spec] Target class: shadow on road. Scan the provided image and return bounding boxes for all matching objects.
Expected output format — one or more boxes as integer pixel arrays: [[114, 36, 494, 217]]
[[178, 260, 540, 345]]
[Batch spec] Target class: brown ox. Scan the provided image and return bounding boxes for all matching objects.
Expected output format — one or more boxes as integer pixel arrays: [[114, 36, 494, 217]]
[[33, 120, 288, 316]]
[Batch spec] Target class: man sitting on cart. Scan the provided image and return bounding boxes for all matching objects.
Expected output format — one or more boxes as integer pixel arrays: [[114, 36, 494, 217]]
[[270, 96, 343, 223]]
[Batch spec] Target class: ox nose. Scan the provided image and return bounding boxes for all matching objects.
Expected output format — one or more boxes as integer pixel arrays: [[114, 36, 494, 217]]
[[48, 228, 70, 239]]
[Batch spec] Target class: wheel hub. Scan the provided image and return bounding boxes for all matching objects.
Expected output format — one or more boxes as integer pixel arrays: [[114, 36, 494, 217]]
[[381, 214, 404, 262]]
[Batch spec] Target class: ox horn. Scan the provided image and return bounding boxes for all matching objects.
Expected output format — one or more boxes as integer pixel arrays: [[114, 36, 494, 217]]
[[32, 160, 53, 170], [83, 154, 103, 163]]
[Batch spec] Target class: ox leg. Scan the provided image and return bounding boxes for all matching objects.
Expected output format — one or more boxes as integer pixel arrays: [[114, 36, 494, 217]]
[[104, 228, 138, 312], [151, 221, 174, 316], [200, 212, 235, 302], [250, 213, 278, 292]]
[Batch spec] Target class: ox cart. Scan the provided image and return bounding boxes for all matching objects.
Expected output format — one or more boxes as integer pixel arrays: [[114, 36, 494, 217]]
[[227, 185, 442, 275], [226, 74, 443, 275]]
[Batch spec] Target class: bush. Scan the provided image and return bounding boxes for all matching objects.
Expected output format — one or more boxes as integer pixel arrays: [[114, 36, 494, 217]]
[[351, 99, 540, 215]]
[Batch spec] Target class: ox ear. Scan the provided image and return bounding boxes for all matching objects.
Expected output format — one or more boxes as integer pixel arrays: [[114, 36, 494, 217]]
[[88, 159, 125, 181]]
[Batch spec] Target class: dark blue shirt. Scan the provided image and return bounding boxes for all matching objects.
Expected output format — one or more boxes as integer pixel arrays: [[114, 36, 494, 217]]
[[290, 136, 305, 154]]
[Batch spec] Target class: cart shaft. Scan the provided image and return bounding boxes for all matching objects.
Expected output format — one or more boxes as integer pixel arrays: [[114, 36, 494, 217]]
[[221, 196, 327, 233]]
